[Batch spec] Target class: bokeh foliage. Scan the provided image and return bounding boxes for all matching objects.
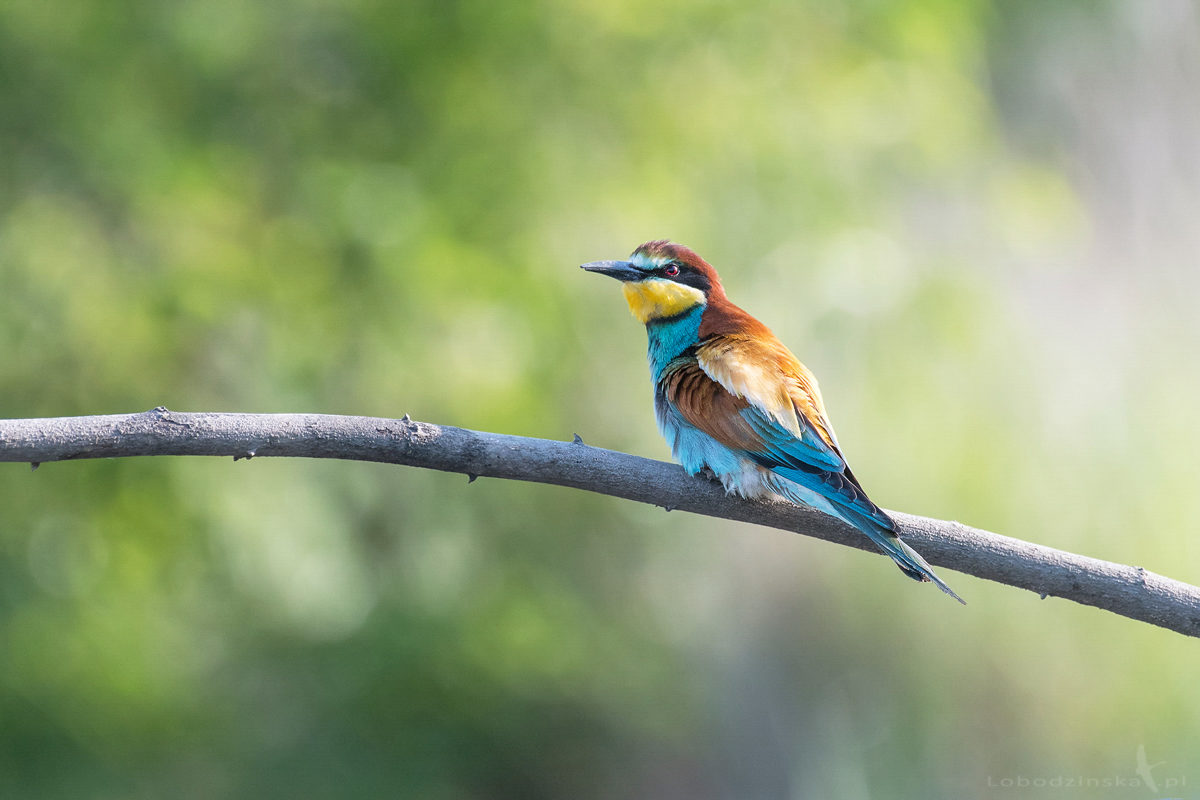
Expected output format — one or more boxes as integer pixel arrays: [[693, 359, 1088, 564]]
[[2, 0, 1199, 797]]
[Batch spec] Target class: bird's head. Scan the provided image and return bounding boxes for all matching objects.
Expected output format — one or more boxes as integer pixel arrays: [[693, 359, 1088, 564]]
[[581, 240, 724, 324]]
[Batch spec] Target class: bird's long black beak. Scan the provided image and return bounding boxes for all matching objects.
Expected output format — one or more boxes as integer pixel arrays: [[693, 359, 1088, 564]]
[[580, 260, 642, 282]]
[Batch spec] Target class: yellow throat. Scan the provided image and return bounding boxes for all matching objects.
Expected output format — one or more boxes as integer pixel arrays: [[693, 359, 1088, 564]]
[[621, 279, 706, 323]]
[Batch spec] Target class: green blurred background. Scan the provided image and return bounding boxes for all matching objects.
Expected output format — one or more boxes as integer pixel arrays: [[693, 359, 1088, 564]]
[[2, 0, 1199, 797]]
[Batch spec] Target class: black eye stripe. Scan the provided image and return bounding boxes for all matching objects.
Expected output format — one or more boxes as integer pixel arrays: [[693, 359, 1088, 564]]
[[671, 269, 710, 292], [647, 261, 710, 291]]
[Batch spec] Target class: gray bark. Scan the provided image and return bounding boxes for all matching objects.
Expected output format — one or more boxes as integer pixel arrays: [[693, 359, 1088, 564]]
[[2, 408, 1198, 638]]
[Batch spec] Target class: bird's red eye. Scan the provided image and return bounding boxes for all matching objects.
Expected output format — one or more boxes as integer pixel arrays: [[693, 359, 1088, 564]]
[[664, 264, 680, 277]]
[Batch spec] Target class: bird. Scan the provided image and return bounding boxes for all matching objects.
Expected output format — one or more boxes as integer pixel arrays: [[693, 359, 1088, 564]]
[[581, 240, 963, 602]]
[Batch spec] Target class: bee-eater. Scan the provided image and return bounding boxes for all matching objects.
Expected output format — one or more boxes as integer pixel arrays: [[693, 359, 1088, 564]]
[[582, 240, 963, 602]]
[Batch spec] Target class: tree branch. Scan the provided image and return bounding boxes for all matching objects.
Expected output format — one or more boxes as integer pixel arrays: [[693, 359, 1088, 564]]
[[2, 408, 1198, 638]]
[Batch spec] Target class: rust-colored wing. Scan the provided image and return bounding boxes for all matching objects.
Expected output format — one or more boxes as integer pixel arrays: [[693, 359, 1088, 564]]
[[659, 334, 848, 475], [697, 333, 844, 453]]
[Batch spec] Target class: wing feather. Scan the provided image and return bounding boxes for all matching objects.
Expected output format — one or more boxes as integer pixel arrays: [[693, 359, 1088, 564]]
[[672, 314, 962, 600], [657, 362, 844, 474], [660, 340, 847, 475], [696, 335, 841, 448], [661, 333, 892, 527], [696, 334, 847, 453]]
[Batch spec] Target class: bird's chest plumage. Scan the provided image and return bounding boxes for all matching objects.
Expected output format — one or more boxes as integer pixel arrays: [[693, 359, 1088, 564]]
[[644, 310, 769, 497]]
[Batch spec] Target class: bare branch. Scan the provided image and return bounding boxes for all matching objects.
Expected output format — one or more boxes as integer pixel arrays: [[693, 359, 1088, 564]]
[[2, 408, 1198, 637]]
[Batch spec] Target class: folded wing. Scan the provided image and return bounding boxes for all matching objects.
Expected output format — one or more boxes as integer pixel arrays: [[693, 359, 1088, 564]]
[[661, 330, 965, 602], [661, 334, 893, 530]]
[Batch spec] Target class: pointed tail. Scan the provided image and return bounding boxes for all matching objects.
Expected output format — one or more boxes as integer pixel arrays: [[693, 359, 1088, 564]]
[[847, 509, 965, 604], [761, 471, 965, 602]]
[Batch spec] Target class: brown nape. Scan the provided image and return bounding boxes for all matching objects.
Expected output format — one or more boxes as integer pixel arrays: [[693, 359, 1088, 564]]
[[697, 293, 774, 340]]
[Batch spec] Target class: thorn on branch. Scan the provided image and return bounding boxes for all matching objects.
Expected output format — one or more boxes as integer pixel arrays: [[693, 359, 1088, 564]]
[[401, 413, 411, 423], [572, 433, 585, 445], [30, 462, 39, 472], [467, 473, 478, 483], [1040, 592, 1049, 600], [234, 449, 258, 461], [663, 504, 673, 512]]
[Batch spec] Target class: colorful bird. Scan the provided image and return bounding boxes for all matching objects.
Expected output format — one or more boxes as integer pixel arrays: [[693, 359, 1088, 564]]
[[582, 240, 963, 602]]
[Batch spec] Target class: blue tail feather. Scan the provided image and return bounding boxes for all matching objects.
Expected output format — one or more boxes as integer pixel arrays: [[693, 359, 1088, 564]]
[[841, 506, 965, 604], [765, 469, 965, 603]]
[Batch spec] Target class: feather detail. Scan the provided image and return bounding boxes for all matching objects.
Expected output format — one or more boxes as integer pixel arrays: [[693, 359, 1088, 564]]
[[696, 296, 841, 449], [660, 361, 844, 473], [696, 332, 840, 452], [696, 336, 803, 437]]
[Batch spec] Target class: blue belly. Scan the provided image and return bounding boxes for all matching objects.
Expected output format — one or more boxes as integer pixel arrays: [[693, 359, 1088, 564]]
[[655, 398, 746, 479]]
